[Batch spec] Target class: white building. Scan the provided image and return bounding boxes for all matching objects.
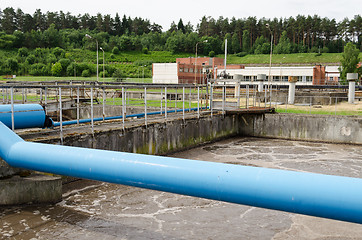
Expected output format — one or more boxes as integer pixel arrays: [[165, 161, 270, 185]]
[[153, 62, 341, 85]]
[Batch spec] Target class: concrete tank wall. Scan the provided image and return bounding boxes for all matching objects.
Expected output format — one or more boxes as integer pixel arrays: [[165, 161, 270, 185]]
[[248, 113, 362, 144], [59, 114, 243, 155]]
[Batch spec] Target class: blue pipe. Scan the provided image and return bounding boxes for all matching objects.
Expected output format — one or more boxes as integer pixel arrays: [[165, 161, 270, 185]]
[[0, 104, 51, 129], [53, 107, 206, 127], [1, 121, 362, 224]]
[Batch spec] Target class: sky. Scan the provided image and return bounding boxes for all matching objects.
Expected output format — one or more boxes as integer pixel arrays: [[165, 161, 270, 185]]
[[2, 0, 362, 30]]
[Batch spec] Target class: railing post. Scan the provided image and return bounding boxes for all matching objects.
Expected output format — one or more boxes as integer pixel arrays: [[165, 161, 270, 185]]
[[182, 86, 185, 120], [197, 86, 200, 118], [160, 87, 163, 115], [210, 82, 213, 117], [165, 87, 168, 120], [189, 87, 191, 112], [77, 87, 80, 125], [175, 87, 177, 112], [40, 86, 43, 104], [102, 87, 106, 121], [222, 85, 225, 115], [10, 87, 14, 131], [246, 84, 249, 109], [144, 86, 147, 126], [44, 87, 48, 115], [90, 86, 94, 136], [59, 87, 63, 145], [122, 87, 125, 130]]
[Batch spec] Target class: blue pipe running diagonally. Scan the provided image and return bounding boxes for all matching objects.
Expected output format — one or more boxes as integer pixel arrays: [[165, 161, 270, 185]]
[[1, 121, 362, 224], [52, 107, 207, 127]]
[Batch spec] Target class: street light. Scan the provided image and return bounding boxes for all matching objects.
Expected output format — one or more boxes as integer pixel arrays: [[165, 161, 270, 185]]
[[100, 47, 105, 81], [85, 34, 99, 81], [266, 24, 273, 104], [195, 40, 208, 84]]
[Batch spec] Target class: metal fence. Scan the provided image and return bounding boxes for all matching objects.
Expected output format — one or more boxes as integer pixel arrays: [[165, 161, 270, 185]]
[[0, 81, 360, 143]]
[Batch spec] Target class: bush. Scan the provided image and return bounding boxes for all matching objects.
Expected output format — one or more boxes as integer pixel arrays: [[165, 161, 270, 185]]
[[112, 68, 125, 80], [51, 62, 63, 76], [235, 52, 248, 57], [18, 47, 29, 57], [142, 47, 149, 54], [112, 46, 120, 55], [6, 58, 19, 73], [30, 63, 49, 76], [81, 69, 91, 77], [25, 54, 36, 65], [46, 54, 57, 64], [52, 47, 65, 58], [99, 70, 109, 78], [209, 51, 215, 57], [58, 58, 71, 70]]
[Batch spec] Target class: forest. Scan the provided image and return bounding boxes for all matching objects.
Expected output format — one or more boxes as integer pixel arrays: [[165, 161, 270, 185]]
[[0, 7, 361, 78]]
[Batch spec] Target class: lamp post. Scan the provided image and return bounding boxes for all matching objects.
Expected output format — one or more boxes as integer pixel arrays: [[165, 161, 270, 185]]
[[85, 34, 99, 81], [195, 40, 208, 84], [100, 47, 105, 81], [266, 24, 273, 104]]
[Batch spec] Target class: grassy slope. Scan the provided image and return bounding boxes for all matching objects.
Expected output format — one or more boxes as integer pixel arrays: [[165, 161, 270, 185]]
[[223, 53, 347, 65]]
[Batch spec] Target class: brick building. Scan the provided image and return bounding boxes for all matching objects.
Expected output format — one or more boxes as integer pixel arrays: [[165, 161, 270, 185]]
[[152, 57, 244, 84]]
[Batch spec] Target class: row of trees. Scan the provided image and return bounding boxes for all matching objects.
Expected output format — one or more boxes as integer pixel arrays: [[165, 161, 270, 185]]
[[0, 7, 361, 54]]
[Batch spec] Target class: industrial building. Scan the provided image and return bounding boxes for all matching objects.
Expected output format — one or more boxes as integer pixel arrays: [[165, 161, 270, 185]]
[[152, 57, 340, 85]]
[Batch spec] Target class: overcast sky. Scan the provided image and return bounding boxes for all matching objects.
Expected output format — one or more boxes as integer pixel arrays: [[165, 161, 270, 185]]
[[2, 0, 361, 30]]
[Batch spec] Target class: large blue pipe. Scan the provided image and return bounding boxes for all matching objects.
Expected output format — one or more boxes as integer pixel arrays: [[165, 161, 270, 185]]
[[1, 121, 362, 224], [0, 104, 51, 129], [53, 107, 206, 127]]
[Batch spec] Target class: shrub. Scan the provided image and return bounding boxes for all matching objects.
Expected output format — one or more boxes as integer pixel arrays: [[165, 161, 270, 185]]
[[209, 51, 215, 57], [18, 47, 29, 57], [142, 47, 149, 54], [112, 68, 125, 80], [52, 47, 65, 58], [112, 46, 120, 55], [25, 54, 36, 65], [99, 70, 109, 78], [30, 63, 49, 76], [46, 54, 57, 64], [81, 69, 91, 77], [51, 62, 63, 76], [235, 52, 248, 57]]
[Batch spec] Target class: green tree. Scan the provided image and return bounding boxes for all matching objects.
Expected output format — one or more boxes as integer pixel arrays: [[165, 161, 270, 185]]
[[51, 62, 62, 76], [274, 31, 292, 54], [339, 42, 360, 79], [5, 58, 19, 74], [231, 33, 240, 53], [242, 30, 250, 53]]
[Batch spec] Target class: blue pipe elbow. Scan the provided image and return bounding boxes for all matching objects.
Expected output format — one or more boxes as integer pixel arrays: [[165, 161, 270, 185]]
[[1, 121, 362, 224]]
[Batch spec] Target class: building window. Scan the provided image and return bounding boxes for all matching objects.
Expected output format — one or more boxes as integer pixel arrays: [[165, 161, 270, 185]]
[[179, 68, 183, 72], [189, 68, 194, 73], [306, 76, 312, 82], [282, 76, 288, 81], [185, 68, 189, 73], [273, 76, 280, 81]]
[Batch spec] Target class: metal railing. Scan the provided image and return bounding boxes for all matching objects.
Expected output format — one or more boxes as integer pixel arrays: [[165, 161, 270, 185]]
[[1, 81, 360, 144]]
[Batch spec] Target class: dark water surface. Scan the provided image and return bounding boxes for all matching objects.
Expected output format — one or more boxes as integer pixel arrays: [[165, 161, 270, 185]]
[[1, 137, 362, 239]]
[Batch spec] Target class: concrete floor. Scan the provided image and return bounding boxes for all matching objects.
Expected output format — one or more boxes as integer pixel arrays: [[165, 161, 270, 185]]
[[1, 137, 362, 239]]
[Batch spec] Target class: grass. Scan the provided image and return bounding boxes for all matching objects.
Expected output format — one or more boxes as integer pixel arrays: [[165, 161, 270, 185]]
[[223, 52, 354, 65], [275, 108, 362, 116], [1, 76, 153, 83]]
